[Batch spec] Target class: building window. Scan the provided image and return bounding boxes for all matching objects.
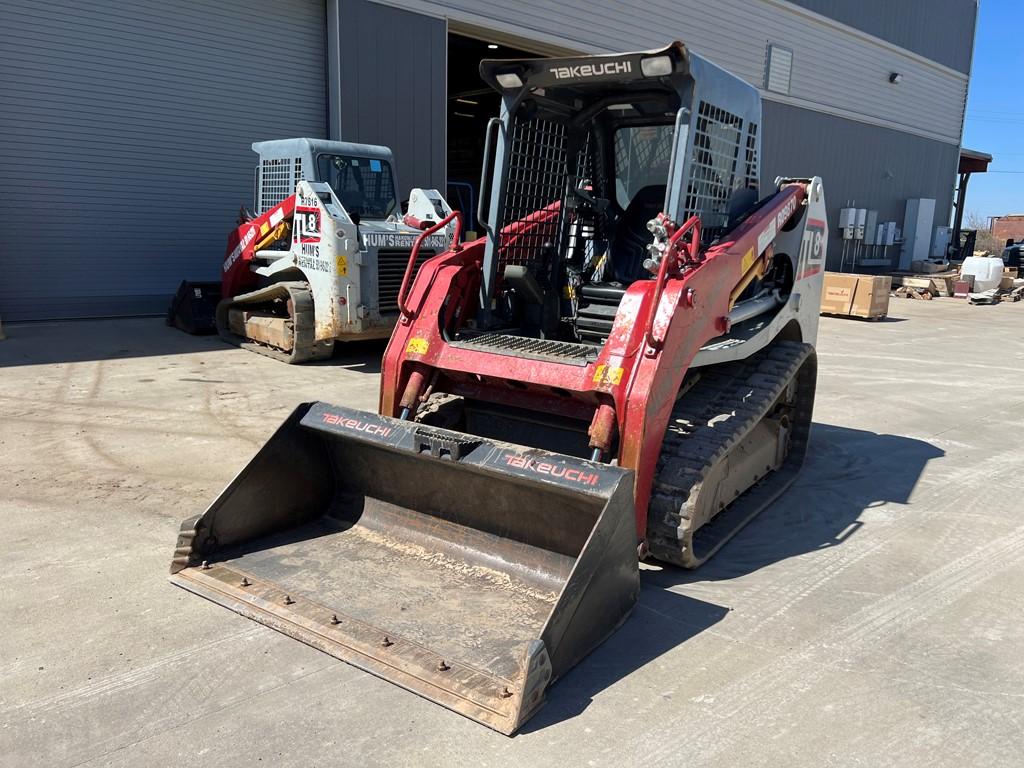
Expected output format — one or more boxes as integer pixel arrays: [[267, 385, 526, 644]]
[[765, 44, 793, 95]]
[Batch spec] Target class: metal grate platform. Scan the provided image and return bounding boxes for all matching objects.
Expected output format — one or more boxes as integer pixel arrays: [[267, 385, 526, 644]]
[[450, 333, 599, 366]]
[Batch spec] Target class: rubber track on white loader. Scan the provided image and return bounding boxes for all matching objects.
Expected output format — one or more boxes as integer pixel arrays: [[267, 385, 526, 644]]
[[647, 340, 816, 568], [216, 281, 334, 364]]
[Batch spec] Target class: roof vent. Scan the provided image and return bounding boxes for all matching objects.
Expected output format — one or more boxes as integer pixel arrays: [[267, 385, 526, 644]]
[[765, 44, 793, 95]]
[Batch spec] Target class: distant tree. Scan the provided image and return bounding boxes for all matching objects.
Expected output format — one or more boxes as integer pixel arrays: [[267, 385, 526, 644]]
[[965, 211, 1003, 255]]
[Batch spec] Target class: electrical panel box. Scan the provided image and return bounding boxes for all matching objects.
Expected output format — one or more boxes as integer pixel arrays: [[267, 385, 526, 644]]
[[839, 207, 856, 240], [883, 221, 897, 246], [864, 211, 878, 245], [900, 198, 936, 270], [932, 226, 952, 259], [855, 209, 867, 240]]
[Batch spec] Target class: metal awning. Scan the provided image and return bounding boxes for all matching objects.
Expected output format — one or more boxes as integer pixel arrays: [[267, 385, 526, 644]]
[[959, 148, 992, 175]]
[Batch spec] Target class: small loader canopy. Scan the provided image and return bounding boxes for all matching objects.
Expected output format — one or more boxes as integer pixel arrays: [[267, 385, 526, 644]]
[[170, 403, 638, 733]]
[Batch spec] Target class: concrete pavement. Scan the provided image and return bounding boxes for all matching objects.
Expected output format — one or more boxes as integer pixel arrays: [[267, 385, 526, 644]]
[[2, 300, 1023, 767]]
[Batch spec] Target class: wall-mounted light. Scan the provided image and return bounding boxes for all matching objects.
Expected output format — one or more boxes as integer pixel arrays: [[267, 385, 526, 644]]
[[487, 44, 499, 50], [889, 72, 902, 84]]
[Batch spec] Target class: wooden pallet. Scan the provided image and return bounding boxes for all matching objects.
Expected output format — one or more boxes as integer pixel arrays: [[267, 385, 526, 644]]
[[889, 271, 957, 297], [1000, 287, 1024, 303], [822, 312, 888, 321]]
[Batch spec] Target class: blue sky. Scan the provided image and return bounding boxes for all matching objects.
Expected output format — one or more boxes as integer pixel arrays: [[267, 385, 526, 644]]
[[961, 0, 1024, 221]]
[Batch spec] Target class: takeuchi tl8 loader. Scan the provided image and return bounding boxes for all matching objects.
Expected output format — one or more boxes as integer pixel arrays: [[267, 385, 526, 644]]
[[168, 138, 455, 362], [170, 43, 827, 733]]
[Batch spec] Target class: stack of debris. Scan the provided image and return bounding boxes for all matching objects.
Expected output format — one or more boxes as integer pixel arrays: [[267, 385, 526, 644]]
[[892, 285, 933, 300], [889, 260, 958, 298], [967, 281, 1024, 305], [960, 255, 1024, 305]]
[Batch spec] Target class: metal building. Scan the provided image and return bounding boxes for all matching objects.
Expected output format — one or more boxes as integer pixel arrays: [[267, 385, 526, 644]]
[[0, 0, 977, 320]]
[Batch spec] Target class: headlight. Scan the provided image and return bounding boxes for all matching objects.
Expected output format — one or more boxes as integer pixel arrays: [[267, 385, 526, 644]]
[[640, 55, 673, 77], [496, 72, 524, 89]]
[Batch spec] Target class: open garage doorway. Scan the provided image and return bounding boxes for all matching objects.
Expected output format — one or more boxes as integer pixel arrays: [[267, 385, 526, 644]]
[[446, 33, 543, 237]]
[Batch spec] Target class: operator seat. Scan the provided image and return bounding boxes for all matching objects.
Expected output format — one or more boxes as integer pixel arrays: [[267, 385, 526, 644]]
[[577, 184, 666, 344], [339, 190, 365, 214], [609, 184, 666, 284]]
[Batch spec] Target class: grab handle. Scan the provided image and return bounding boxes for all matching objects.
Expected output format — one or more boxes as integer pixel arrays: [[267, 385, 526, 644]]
[[398, 210, 463, 320]]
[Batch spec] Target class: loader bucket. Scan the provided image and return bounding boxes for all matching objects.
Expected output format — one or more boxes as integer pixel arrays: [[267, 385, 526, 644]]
[[166, 280, 220, 335], [170, 402, 639, 734]]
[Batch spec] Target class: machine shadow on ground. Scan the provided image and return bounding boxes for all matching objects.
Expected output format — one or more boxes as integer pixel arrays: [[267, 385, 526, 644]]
[[524, 422, 942, 730], [520, 589, 730, 733], [301, 339, 385, 374], [0, 319, 386, 373], [649, 422, 944, 586]]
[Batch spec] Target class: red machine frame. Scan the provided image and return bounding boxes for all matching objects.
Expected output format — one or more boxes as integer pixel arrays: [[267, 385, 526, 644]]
[[380, 184, 808, 542]]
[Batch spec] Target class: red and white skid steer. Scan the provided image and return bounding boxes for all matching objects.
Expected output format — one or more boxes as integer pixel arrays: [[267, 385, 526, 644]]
[[168, 138, 456, 362], [170, 42, 828, 733]]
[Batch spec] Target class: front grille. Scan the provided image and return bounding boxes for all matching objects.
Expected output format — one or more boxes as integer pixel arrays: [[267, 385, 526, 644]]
[[376, 249, 435, 313], [450, 333, 598, 366], [576, 283, 626, 345]]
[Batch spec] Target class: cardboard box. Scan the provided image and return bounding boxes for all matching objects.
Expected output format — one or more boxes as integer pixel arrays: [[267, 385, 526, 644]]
[[1000, 275, 1015, 290], [820, 272, 892, 319]]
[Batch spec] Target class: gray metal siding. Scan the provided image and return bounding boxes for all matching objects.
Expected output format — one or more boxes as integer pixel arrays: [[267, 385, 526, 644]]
[[0, 0, 327, 321], [383, 0, 969, 145], [762, 100, 959, 270], [335, 0, 446, 193], [785, 0, 977, 74]]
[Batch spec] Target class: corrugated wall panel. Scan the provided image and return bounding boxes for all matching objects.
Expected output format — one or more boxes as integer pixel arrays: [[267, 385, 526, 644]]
[[379, 0, 969, 144], [786, 0, 976, 74], [0, 0, 327, 321], [762, 101, 959, 270], [335, 0, 446, 192]]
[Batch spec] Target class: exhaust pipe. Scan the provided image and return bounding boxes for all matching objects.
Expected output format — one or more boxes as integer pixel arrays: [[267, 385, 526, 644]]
[[170, 403, 639, 734]]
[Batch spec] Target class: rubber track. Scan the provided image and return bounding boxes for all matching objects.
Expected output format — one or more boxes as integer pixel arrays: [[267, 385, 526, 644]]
[[647, 340, 817, 568], [216, 281, 334, 364]]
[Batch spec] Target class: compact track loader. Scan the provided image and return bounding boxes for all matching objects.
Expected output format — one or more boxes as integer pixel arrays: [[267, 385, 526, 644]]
[[171, 42, 827, 734], [168, 139, 454, 363]]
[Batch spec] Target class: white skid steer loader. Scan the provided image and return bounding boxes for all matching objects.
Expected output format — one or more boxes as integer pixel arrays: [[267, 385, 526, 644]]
[[168, 138, 455, 363]]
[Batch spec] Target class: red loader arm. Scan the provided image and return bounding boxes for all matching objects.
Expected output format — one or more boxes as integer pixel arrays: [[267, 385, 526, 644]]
[[221, 195, 296, 298]]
